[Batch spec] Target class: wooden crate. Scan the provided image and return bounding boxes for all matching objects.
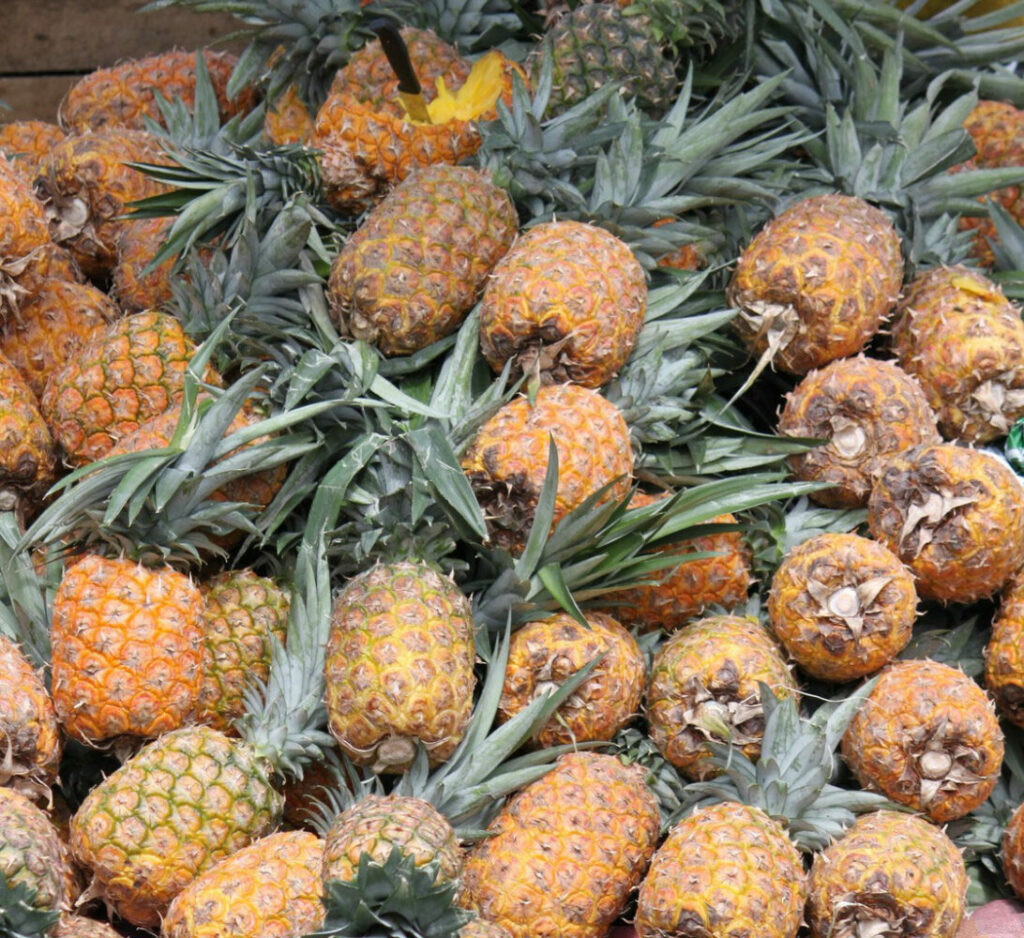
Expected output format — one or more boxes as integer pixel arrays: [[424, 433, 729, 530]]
[[0, 0, 243, 124]]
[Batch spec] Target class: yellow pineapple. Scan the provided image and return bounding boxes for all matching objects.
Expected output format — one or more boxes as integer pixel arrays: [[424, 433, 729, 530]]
[[0, 350, 57, 516], [0, 120, 65, 184], [498, 610, 645, 747], [634, 801, 806, 938], [461, 383, 634, 553], [328, 163, 517, 355], [767, 532, 918, 683], [0, 155, 58, 320], [111, 217, 179, 312], [867, 442, 1024, 603], [726, 193, 903, 374], [50, 554, 205, 746], [644, 614, 799, 780], [324, 560, 475, 774], [1004, 799, 1024, 899], [777, 355, 942, 508], [264, 84, 315, 145], [985, 564, 1024, 727], [52, 916, 123, 938], [806, 810, 967, 938], [60, 49, 257, 133], [842, 658, 1004, 823], [890, 265, 1024, 442], [478, 219, 647, 388], [457, 751, 660, 938], [160, 830, 325, 938]]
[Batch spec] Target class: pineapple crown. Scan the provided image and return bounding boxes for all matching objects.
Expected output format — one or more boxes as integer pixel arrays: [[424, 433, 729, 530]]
[[0, 877, 60, 938], [0, 513, 57, 672], [680, 682, 893, 852]]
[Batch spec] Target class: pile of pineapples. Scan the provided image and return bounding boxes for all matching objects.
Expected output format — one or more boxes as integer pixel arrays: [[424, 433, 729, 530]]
[[11, 1, 1024, 936]]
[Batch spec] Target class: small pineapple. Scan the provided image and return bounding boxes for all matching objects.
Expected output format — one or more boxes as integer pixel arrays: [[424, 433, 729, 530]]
[[478, 219, 647, 388], [890, 265, 1024, 442], [634, 801, 806, 938], [727, 193, 903, 374], [457, 751, 660, 938], [0, 351, 57, 516], [767, 532, 918, 683], [461, 383, 634, 553], [328, 163, 517, 355], [498, 610, 645, 747], [324, 560, 475, 774], [842, 658, 1004, 823], [50, 554, 205, 746], [867, 442, 1024, 603], [264, 84, 314, 145], [806, 810, 967, 938], [777, 355, 942, 509], [644, 614, 799, 780], [160, 830, 325, 938], [1004, 799, 1024, 899]]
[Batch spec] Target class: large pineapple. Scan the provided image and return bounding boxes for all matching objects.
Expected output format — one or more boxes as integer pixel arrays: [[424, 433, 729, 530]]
[[767, 532, 918, 683], [328, 163, 517, 355], [777, 355, 942, 509], [461, 383, 634, 552], [478, 220, 647, 388], [324, 560, 475, 774], [457, 751, 660, 938], [866, 442, 1024, 603], [727, 193, 903, 374], [890, 265, 1024, 442], [806, 810, 967, 938], [842, 658, 1004, 823]]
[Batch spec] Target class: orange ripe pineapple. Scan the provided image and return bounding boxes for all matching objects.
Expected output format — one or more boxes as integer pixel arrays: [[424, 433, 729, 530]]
[[461, 383, 634, 553], [0, 635, 62, 800], [986, 565, 1024, 727], [40, 309, 219, 467], [634, 801, 807, 938], [777, 355, 941, 509], [1004, 800, 1024, 899], [498, 611, 645, 747], [479, 220, 647, 388], [0, 120, 65, 183], [328, 163, 517, 355], [457, 751, 660, 938], [890, 265, 1024, 442], [0, 279, 120, 399], [52, 916, 124, 938], [50, 554, 205, 745], [806, 810, 967, 938], [842, 658, 1004, 823], [0, 155, 56, 319], [324, 561, 476, 774], [111, 216, 178, 312], [645, 614, 799, 780], [867, 442, 1024, 603], [767, 532, 918, 683], [727, 193, 903, 374], [161, 830, 325, 938], [600, 493, 751, 631], [60, 50, 257, 133], [195, 569, 291, 733], [34, 129, 169, 279], [0, 350, 57, 513], [460, 922, 514, 938], [264, 84, 315, 145]]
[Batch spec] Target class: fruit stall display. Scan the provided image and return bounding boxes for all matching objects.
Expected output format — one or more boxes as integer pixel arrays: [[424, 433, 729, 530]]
[[9, 1, 1024, 937]]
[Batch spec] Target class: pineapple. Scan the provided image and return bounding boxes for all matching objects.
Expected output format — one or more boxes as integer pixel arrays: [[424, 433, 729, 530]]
[[40, 309, 219, 467], [767, 532, 918, 683], [634, 801, 806, 938], [0, 634, 61, 799], [264, 84, 314, 146], [327, 163, 517, 355], [1004, 799, 1024, 898], [195, 569, 291, 734], [59, 50, 257, 134], [890, 265, 1024, 442], [986, 564, 1024, 728], [644, 614, 799, 780], [324, 560, 475, 774], [842, 658, 1004, 823], [457, 751, 661, 938], [599, 495, 751, 632], [50, 554, 205, 746], [160, 830, 325, 938], [866, 442, 1024, 603], [0, 351, 57, 516], [0, 279, 120, 400], [806, 810, 967, 938], [111, 217, 180, 312], [498, 610, 645, 747], [460, 921, 513, 938], [478, 219, 647, 388], [0, 156, 58, 320], [777, 355, 942, 509], [726, 193, 903, 374], [34, 129, 169, 279], [52, 916, 123, 938], [461, 383, 634, 553], [0, 121, 65, 184]]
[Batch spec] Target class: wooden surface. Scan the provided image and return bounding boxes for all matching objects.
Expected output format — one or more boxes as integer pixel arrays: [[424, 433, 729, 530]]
[[0, 0, 244, 123]]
